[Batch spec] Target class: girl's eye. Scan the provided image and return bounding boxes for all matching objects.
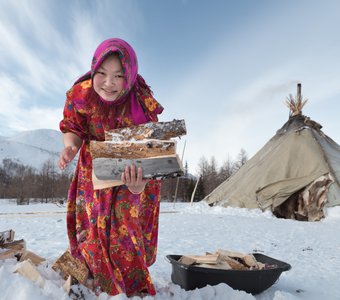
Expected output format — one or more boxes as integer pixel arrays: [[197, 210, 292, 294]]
[[97, 71, 105, 76], [115, 75, 124, 79]]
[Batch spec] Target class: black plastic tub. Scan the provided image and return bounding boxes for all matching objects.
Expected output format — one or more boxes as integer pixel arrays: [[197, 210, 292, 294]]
[[166, 253, 291, 295]]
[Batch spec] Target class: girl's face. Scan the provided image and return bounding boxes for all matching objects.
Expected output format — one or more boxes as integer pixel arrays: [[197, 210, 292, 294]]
[[93, 54, 125, 101]]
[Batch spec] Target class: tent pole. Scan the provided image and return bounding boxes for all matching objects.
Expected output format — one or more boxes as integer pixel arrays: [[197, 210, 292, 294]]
[[297, 83, 301, 99], [173, 140, 186, 208], [190, 177, 200, 206]]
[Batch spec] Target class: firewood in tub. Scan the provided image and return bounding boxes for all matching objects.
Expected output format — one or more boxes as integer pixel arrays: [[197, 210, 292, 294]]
[[179, 253, 221, 265], [178, 256, 197, 265], [196, 261, 232, 270], [217, 249, 263, 270], [218, 254, 249, 270]]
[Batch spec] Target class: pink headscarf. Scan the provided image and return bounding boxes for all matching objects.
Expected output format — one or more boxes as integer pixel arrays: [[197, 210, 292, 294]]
[[75, 38, 163, 124]]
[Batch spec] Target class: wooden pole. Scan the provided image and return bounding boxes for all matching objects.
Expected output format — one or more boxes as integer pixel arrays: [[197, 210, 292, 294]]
[[173, 140, 186, 208], [190, 177, 200, 206], [297, 83, 301, 100]]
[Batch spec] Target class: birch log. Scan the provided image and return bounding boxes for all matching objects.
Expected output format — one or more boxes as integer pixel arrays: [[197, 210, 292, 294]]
[[105, 119, 186, 142], [92, 155, 183, 181]]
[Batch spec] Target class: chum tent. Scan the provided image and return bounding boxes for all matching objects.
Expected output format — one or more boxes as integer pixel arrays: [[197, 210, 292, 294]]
[[204, 85, 340, 221]]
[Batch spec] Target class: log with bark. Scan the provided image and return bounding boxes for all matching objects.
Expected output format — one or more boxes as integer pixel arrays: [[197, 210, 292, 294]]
[[0, 238, 26, 260], [52, 250, 89, 285], [0, 229, 15, 244], [92, 155, 183, 181], [105, 119, 186, 142], [19, 250, 46, 266]]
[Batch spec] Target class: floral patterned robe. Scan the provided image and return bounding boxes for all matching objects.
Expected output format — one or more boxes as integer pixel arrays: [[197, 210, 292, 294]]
[[60, 79, 163, 296]]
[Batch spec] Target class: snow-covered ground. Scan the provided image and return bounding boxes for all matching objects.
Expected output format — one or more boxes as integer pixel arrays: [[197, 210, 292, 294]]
[[1, 199, 340, 300]]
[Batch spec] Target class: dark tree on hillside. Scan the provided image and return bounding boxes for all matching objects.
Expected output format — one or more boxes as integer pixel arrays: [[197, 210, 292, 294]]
[[0, 167, 10, 198], [0, 158, 71, 202], [218, 155, 234, 184], [205, 156, 219, 195], [233, 148, 248, 172], [193, 175, 205, 201]]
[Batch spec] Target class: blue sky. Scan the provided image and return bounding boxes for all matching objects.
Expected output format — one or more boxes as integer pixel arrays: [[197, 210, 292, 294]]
[[1, 0, 340, 173]]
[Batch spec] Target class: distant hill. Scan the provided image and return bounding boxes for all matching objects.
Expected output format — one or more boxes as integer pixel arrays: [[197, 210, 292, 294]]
[[0, 129, 71, 171]]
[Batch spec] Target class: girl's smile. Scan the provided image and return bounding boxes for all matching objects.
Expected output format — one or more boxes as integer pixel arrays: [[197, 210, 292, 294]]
[[93, 54, 125, 101]]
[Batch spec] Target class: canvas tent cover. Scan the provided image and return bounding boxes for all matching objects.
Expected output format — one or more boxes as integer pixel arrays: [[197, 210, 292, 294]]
[[204, 115, 340, 213]]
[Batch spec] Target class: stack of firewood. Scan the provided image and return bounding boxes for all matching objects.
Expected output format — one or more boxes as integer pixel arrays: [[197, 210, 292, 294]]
[[0, 229, 45, 265], [179, 249, 270, 271], [90, 119, 186, 189], [0, 229, 89, 294]]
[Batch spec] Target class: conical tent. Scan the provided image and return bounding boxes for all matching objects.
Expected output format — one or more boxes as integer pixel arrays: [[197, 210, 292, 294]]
[[204, 100, 340, 221]]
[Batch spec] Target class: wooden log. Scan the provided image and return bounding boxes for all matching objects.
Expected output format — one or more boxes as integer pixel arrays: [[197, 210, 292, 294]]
[[181, 254, 221, 265], [92, 170, 123, 189], [179, 250, 267, 271], [243, 254, 260, 268], [256, 261, 266, 270], [105, 119, 186, 142], [0, 229, 15, 244], [0, 239, 26, 261], [15, 260, 45, 288], [0, 239, 26, 251], [52, 251, 89, 284], [218, 254, 248, 270], [195, 261, 232, 270], [217, 249, 248, 259], [63, 275, 72, 294], [92, 155, 184, 181], [90, 139, 176, 159], [178, 256, 197, 265], [217, 249, 257, 270], [0, 248, 20, 260], [19, 250, 46, 266]]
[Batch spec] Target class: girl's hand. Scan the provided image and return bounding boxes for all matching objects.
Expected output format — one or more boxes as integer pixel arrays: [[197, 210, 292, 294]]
[[121, 164, 149, 194], [58, 146, 78, 170]]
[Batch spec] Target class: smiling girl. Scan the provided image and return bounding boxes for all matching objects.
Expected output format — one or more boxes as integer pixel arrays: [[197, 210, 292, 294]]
[[58, 38, 164, 297]]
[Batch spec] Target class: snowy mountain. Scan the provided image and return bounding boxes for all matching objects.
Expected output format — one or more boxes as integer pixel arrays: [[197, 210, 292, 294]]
[[0, 129, 64, 171]]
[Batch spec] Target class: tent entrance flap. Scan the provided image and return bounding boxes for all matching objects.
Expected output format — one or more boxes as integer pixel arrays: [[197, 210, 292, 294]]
[[256, 173, 330, 210], [258, 174, 333, 221]]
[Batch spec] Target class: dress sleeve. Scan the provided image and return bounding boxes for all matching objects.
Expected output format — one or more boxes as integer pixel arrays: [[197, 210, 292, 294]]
[[59, 86, 89, 140]]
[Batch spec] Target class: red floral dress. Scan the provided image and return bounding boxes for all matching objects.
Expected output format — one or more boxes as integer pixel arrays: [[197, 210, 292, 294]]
[[60, 79, 163, 296]]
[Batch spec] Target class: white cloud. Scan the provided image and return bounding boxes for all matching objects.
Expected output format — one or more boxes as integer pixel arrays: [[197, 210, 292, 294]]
[[0, 75, 26, 114], [12, 107, 63, 132], [0, 0, 144, 133], [0, 73, 61, 132]]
